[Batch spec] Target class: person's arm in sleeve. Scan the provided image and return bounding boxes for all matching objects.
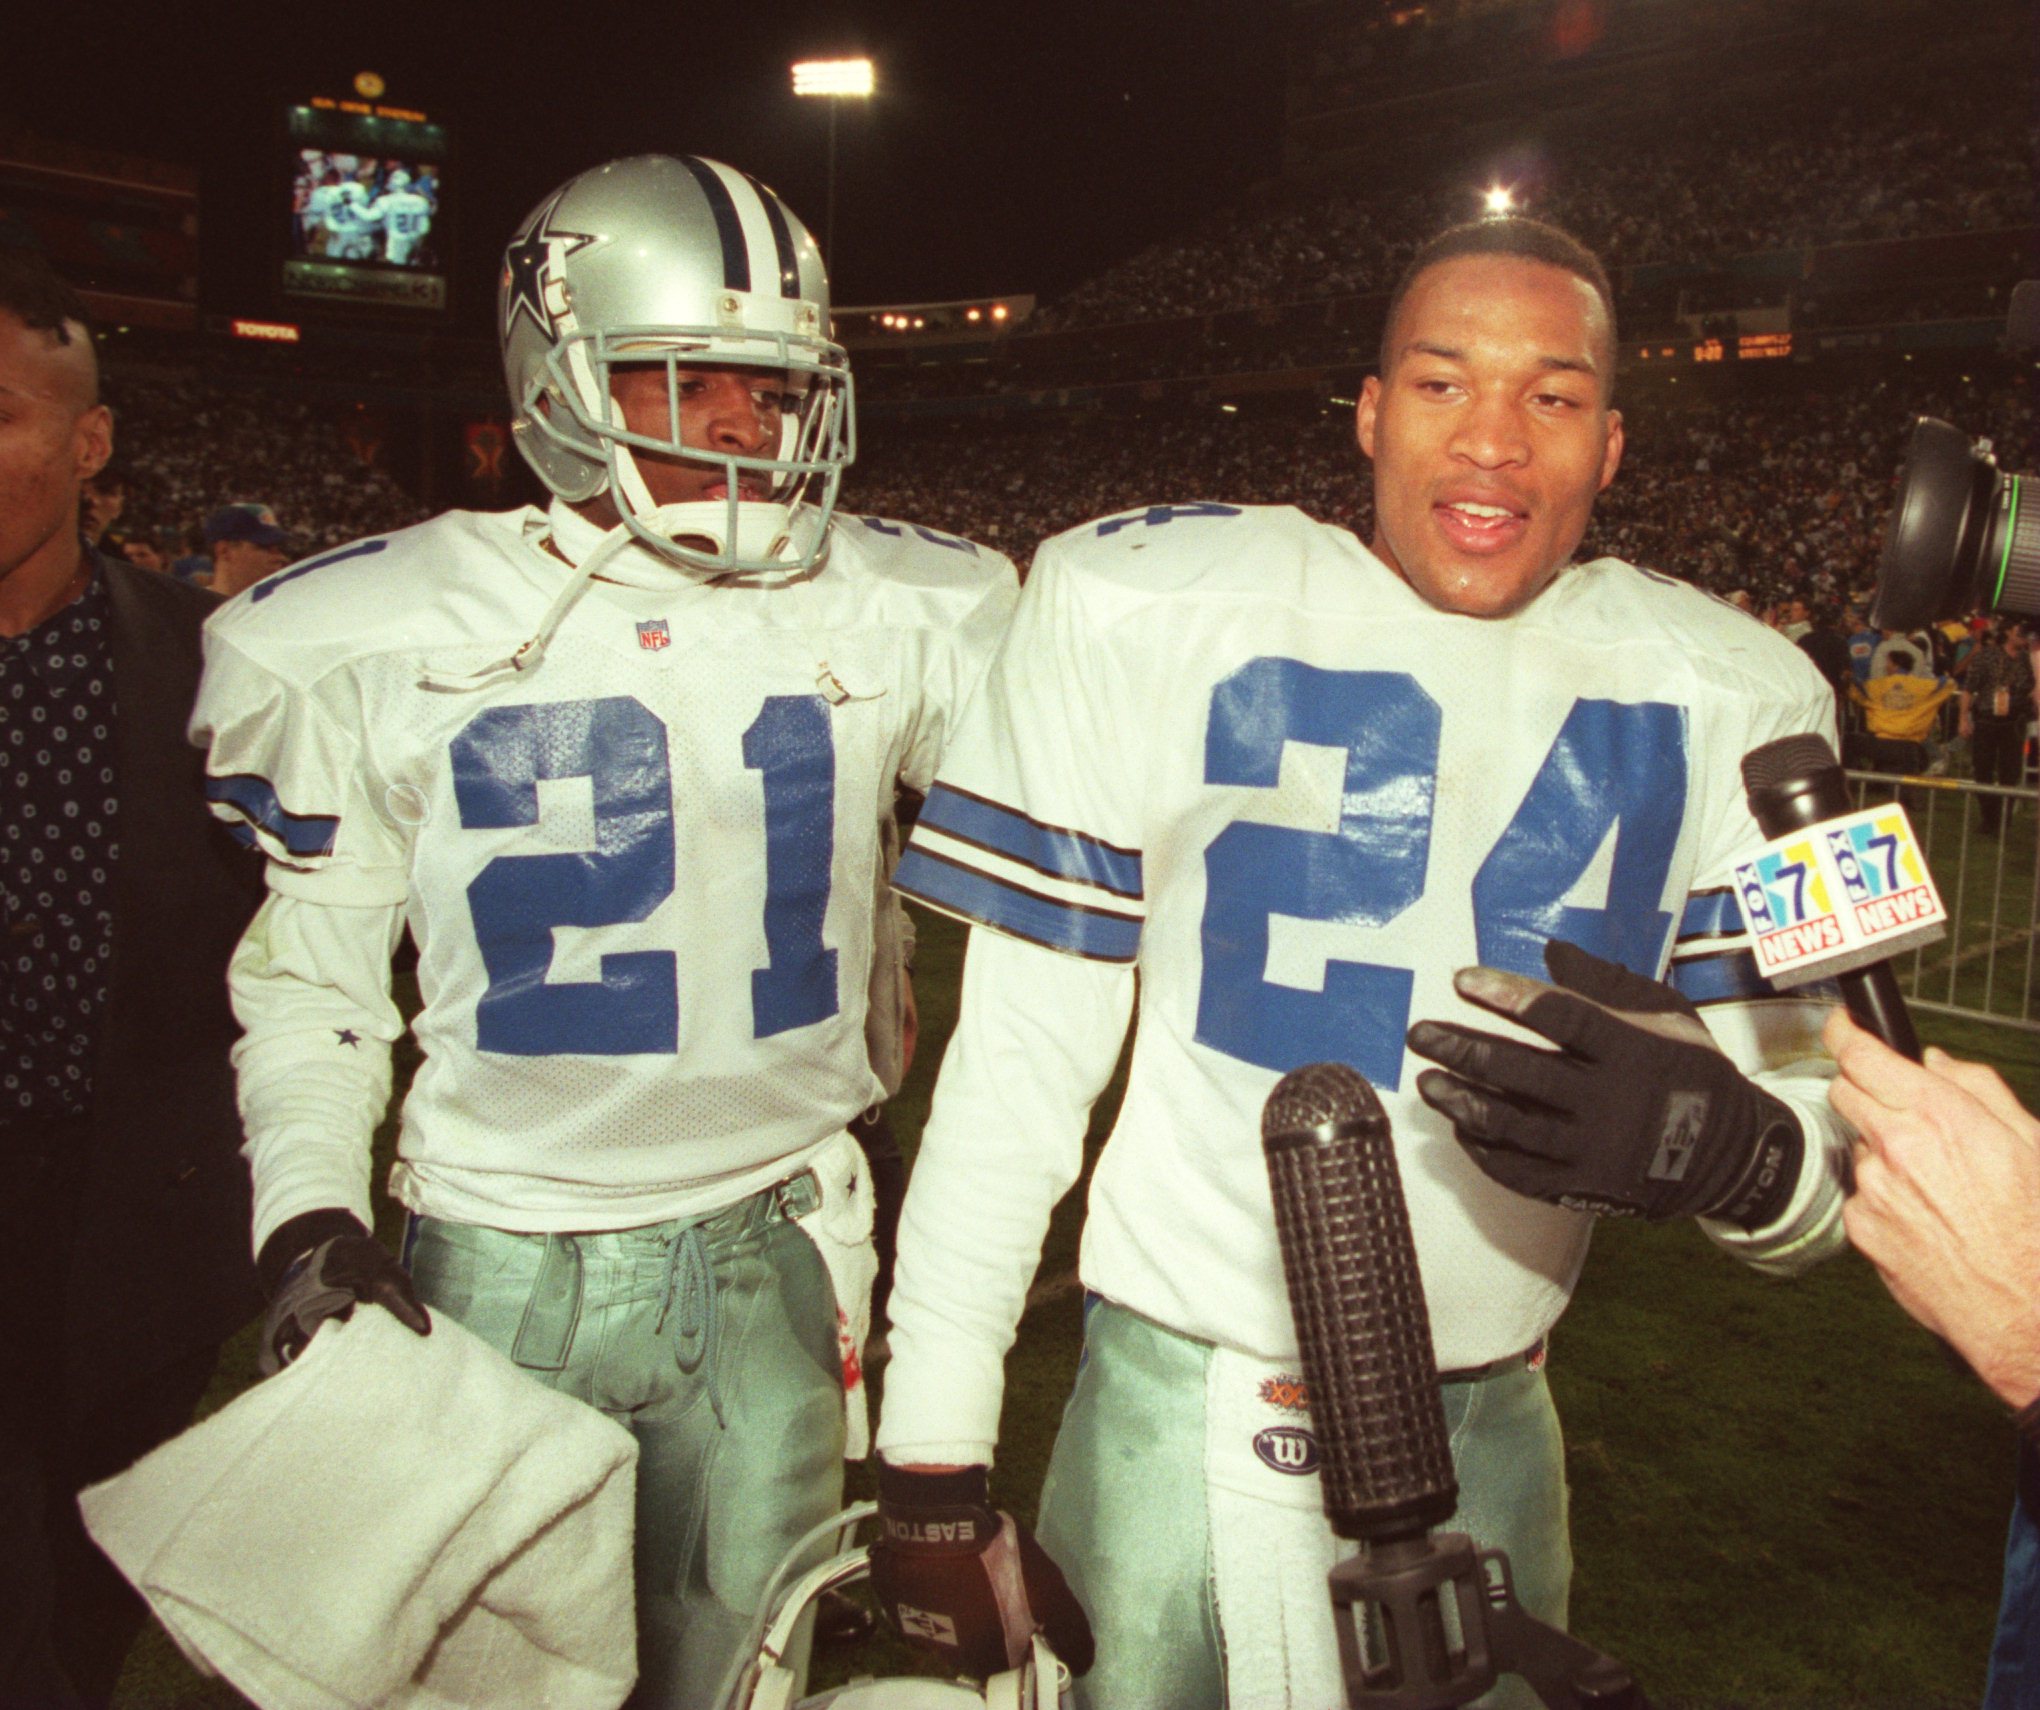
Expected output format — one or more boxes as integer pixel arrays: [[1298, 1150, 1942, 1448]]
[[878, 930, 1132, 1464], [1691, 985, 1853, 1276], [867, 530, 1140, 1678], [881, 530, 1145, 1453], [230, 889, 406, 1255], [191, 625, 424, 1362]]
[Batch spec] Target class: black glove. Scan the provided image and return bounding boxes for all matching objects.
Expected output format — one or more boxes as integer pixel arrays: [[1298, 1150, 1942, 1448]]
[[256, 1208, 430, 1377], [1406, 938, 1803, 1230], [869, 1462, 1094, 1678]]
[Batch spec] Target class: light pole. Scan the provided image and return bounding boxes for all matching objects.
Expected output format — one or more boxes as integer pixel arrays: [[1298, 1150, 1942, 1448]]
[[790, 57, 874, 268]]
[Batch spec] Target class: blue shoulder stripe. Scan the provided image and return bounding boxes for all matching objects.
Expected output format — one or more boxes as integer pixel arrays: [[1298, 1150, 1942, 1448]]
[[1669, 949, 1842, 1008], [895, 846, 1141, 964], [252, 538, 389, 602], [1668, 949, 1770, 1005], [1677, 888, 1743, 941], [919, 783, 1143, 900], [205, 773, 340, 858]]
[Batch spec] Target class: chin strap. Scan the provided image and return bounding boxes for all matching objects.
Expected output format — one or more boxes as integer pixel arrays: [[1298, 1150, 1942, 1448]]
[[416, 518, 633, 693], [416, 502, 864, 700]]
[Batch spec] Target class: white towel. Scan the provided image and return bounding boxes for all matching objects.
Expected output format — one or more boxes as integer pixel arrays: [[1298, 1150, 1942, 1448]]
[[79, 1305, 639, 1710]]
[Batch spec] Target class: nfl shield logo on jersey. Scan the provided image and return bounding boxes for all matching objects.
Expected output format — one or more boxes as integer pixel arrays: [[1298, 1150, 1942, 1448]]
[[636, 619, 671, 651]]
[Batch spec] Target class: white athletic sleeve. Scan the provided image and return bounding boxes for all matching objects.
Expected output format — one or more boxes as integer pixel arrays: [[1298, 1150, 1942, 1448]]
[[1672, 662, 1853, 1275], [230, 890, 407, 1253], [191, 632, 410, 908], [194, 627, 414, 1251], [880, 537, 1146, 1464], [876, 927, 1134, 1466], [893, 535, 1148, 962]]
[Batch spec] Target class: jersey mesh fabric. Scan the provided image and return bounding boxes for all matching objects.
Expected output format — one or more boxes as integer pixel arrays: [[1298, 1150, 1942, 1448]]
[[194, 506, 1015, 1230], [896, 504, 1838, 1372]]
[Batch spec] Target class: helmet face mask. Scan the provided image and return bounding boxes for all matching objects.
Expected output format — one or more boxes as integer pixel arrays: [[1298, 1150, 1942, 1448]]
[[501, 155, 855, 581]]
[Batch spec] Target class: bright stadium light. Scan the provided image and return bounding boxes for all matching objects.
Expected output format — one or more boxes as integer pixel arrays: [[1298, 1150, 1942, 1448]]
[[791, 57, 875, 265], [1483, 185, 1515, 215], [792, 58, 874, 97]]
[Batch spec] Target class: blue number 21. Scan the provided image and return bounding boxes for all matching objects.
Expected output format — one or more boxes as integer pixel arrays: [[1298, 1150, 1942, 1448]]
[[1195, 662, 1686, 1089], [452, 693, 837, 1056]]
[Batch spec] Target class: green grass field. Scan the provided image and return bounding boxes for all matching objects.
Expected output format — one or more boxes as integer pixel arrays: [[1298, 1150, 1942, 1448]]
[[116, 789, 2038, 1709]]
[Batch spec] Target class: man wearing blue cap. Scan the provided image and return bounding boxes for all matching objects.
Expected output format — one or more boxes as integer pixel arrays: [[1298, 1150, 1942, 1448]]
[[202, 503, 292, 597]]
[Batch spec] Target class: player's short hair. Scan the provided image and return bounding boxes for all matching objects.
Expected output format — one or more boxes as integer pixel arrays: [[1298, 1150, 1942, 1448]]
[[0, 248, 99, 405], [1885, 648, 1915, 673], [0, 246, 94, 346], [1379, 217, 1618, 399]]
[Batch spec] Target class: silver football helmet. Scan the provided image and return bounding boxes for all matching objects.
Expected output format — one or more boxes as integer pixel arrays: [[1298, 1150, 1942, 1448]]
[[500, 154, 854, 580]]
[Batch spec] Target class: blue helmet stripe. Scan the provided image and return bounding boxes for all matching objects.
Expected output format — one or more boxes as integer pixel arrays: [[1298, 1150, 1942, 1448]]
[[739, 172, 802, 299], [679, 156, 750, 292]]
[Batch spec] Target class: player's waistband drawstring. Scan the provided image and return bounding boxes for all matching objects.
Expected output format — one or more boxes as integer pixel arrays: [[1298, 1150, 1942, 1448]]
[[658, 1224, 726, 1429]]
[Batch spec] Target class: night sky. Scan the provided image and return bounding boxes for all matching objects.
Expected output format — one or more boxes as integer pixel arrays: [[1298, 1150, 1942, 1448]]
[[12, 0, 1282, 323]]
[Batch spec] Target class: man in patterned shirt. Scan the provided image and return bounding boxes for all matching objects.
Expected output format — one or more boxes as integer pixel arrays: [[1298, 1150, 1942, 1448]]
[[0, 250, 262, 1708]]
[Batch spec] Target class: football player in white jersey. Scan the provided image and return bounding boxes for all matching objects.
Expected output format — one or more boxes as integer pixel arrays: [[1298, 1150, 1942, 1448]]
[[323, 165, 382, 261], [371, 168, 433, 267], [868, 219, 1855, 1708], [191, 154, 1016, 1709], [301, 169, 344, 255]]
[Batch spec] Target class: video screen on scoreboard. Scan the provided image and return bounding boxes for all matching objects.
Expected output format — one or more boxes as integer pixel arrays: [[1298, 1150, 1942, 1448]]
[[282, 101, 448, 311], [291, 150, 442, 271]]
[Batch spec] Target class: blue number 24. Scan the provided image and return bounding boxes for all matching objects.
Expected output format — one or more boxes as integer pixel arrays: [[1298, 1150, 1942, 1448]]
[[451, 693, 837, 1056], [1195, 662, 1687, 1089]]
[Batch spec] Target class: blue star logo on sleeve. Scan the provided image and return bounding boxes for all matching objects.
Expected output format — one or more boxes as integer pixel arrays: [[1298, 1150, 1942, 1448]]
[[500, 194, 599, 342], [335, 1029, 362, 1048]]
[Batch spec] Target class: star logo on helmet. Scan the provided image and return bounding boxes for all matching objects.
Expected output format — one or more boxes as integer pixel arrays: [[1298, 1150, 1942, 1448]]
[[500, 193, 599, 342]]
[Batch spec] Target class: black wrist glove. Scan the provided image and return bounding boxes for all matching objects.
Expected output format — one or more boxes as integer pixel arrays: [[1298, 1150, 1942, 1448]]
[[1407, 938, 1803, 1230], [869, 1462, 1094, 1678], [256, 1208, 430, 1378]]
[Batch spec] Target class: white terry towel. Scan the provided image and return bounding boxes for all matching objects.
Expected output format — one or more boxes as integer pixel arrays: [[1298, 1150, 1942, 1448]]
[[79, 1305, 639, 1710]]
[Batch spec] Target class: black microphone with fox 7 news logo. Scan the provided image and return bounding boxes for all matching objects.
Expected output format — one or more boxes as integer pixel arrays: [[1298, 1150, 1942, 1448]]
[[1263, 1063, 1650, 1710], [1739, 734, 1926, 1061]]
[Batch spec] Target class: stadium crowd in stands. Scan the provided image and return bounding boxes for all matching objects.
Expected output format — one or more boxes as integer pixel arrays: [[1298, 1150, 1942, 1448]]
[[93, 372, 425, 577], [1034, 87, 2031, 333], [845, 368, 2035, 618]]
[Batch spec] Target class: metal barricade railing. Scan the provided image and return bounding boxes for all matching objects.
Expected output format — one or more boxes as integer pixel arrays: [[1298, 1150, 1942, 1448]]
[[1844, 769, 2040, 1034]]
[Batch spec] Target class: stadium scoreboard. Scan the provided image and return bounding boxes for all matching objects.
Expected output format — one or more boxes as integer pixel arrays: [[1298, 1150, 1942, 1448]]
[[1632, 331, 1796, 366], [282, 89, 449, 313]]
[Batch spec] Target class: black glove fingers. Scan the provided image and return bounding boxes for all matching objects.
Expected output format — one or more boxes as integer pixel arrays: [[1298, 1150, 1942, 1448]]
[[323, 1237, 431, 1336], [1414, 1069, 1576, 1159], [1407, 1022, 1584, 1112], [1016, 1527, 1096, 1674], [1545, 938, 1702, 1022]]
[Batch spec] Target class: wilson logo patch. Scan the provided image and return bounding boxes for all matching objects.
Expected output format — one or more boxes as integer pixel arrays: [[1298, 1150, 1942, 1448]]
[[1253, 1426, 1320, 1475]]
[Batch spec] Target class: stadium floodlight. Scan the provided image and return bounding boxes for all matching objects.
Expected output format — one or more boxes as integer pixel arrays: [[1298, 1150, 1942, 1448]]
[[791, 57, 875, 266], [792, 58, 875, 97], [1483, 185, 1515, 215]]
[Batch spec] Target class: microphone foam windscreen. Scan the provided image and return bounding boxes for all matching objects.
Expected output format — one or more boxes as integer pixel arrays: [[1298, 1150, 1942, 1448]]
[[1262, 1063, 1458, 1543], [1740, 732, 1841, 797]]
